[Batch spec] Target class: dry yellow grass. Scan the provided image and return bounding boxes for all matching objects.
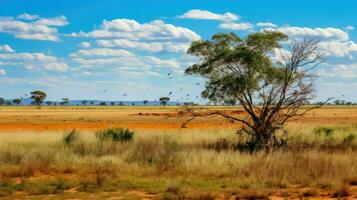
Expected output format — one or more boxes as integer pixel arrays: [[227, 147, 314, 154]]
[[0, 106, 356, 199]]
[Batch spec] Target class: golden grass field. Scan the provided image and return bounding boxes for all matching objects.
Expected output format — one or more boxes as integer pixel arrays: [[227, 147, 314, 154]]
[[0, 106, 356, 199]]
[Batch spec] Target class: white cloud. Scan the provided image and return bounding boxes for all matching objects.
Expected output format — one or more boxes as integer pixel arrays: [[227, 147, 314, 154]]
[[78, 42, 91, 48], [265, 26, 349, 41], [178, 10, 239, 21], [319, 40, 357, 58], [346, 25, 355, 31], [0, 14, 69, 41], [318, 64, 357, 78], [0, 44, 15, 53], [0, 52, 57, 62], [218, 22, 253, 30], [96, 39, 190, 53], [0, 52, 68, 72], [34, 15, 69, 26], [69, 19, 200, 42], [43, 62, 68, 72], [17, 13, 40, 21], [72, 53, 180, 70], [0, 69, 5, 75], [70, 48, 134, 57], [256, 22, 277, 28]]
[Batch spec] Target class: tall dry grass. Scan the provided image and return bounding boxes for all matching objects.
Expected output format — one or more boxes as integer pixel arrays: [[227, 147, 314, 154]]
[[0, 125, 356, 197]]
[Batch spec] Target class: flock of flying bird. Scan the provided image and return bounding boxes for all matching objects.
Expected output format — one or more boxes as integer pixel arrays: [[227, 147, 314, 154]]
[[101, 70, 201, 103], [20, 70, 204, 104]]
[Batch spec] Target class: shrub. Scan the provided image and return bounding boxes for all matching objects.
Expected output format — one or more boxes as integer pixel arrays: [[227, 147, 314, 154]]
[[96, 128, 134, 143], [63, 129, 79, 147], [342, 134, 356, 145], [126, 136, 179, 171], [313, 127, 335, 137]]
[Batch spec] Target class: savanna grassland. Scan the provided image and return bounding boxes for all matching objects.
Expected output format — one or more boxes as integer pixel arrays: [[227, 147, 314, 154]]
[[0, 106, 357, 199]]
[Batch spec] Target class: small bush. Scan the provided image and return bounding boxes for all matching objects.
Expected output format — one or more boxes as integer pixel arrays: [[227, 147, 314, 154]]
[[126, 136, 179, 171], [96, 128, 134, 143], [313, 127, 334, 137], [342, 134, 356, 145], [63, 129, 80, 146]]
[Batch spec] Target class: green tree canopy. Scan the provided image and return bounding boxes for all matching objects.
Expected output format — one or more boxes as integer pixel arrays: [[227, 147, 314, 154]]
[[185, 31, 324, 151], [30, 90, 47, 108]]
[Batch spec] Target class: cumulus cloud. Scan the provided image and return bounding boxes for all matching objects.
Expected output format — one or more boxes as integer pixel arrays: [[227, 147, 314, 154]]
[[69, 19, 200, 42], [17, 13, 40, 20], [0, 69, 5, 75], [43, 63, 68, 72], [78, 42, 91, 48], [70, 48, 134, 57], [346, 25, 355, 31], [318, 64, 357, 78], [34, 15, 69, 26], [256, 22, 277, 28], [0, 52, 68, 72], [264, 26, 349, 41], [178, 9, 239, 21], [96, 39, 190, 53], [218, 22, 253, 30], [0, 44, 15, 53], [319, 40, 357, 58], [0, 14, 69, 41]]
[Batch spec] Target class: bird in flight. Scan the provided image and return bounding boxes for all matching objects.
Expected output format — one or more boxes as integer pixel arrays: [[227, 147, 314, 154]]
[[123, 93, 127, 96], [167, 71, 173, 76], [169, 92, 173, 95], [196, 83, 200, 85]]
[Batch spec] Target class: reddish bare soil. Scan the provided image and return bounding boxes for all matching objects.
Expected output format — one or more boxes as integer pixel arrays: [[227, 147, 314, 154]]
[[1, 106, 357, 132]]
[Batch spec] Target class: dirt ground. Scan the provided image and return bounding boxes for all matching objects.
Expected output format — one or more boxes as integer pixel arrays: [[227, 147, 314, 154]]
[[0, 106, 356, 132]]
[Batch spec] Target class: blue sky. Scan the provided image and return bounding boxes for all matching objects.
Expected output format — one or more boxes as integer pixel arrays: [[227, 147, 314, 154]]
[[0, 0, 357, 102]]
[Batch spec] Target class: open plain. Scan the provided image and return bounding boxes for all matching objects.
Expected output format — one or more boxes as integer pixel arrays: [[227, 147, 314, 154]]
[[0, 106, 356, 199]]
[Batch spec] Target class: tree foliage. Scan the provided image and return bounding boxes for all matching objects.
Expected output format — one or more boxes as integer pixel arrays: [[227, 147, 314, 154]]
[[30, 90, 47, 108], [12, 98, 21, 105], [159, 97, 170, 106], [184, 31, 326, 151]]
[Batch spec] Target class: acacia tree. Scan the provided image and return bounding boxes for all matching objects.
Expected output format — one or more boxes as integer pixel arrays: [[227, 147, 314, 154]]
[[0, 98, 5, 106], [183, 31, 327, 150], [61, 98, 69, 106], [13, 98, 21, 105], [81, 100, 88, 106], [143, 100, 149, 106], [159, 97, 170, 107], [30, 90, 47, 109]]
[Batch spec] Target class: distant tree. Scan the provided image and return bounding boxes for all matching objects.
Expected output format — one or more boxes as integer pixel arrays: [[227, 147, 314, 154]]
[[45, 101, 53, 106], [30, 90, 47, 109], [111, 102, 115, 106], [12, 98, 21, 105], [334, 100, 341, 105], [99, 102, 107, 106], [90, 101, 94, 105], [0, 98, 5, 106], [5, 100, 12, 106], [159, 97, 170, 106], [131, 102, 135, 106], [81, 100, 88, 106], [224, 99, 236, 106], [183, 31, 328, 150], [119, 101, 123, 106], [143, 100, 149, 106], [61, 98, 69, 106]]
